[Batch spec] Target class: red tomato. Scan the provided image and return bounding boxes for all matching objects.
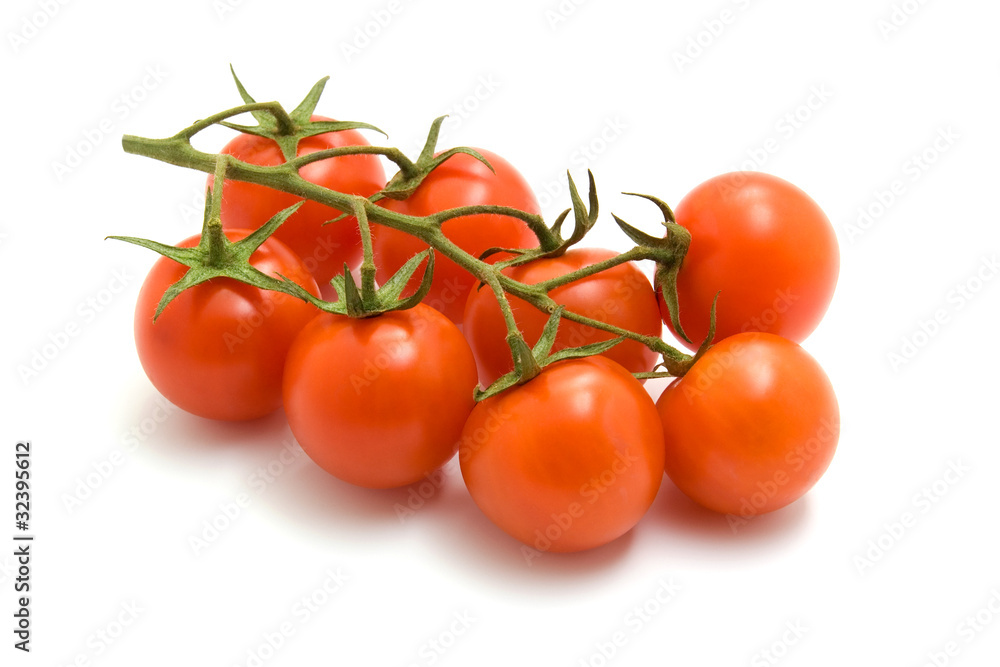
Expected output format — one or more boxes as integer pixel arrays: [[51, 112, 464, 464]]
[[656, 332, 839, 518], [463, 248, 662, 385], [372, 149, 540, 324], [661, 172, 839, 348], [134, 231, 320, 421], [460, 357, 664, 553], [283, 304, 478, 489], [213, 116, 386, 285]]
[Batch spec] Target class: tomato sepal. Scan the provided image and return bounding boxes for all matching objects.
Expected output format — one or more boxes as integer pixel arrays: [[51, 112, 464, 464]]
[[221, 66, 385, 162], [383, 250, 437, 311], [474, 306, 624, 401], [611, 192, 693, 345], [379, 116, 495, 201], [109, 169, 307, 319], [688, 291, 720, 366], [654, 262, 689, 344], [557, 170, 600, 252], [321, 250, 436, 318]]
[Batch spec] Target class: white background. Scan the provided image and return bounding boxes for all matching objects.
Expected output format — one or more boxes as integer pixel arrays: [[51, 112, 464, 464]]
[[2, 0, 1000, 665]]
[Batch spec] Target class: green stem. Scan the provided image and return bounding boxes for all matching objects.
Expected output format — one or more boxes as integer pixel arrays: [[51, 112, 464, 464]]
[[121, 126, 695, 376], [288, 145, 418, 177], [482, 271, 542, 382], [352, 197, 378, 304], [209, 155, 228, 220], [559, 309, 691, 375], [204, 221, 227, 267], [536, 246, 653, 290], [204, 156, 231, 266], [177, 102, 293, 141], [271, 106, 296, 136], [500, 277, 693, 376], [431, 205, 559, 252]]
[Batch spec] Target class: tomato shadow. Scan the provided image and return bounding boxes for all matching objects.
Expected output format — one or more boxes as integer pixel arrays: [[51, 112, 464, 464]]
[[257, 454, 460, 540], [166, 410, 292, 452], [644, 478, 812, 559], [422, 480, 637, 590], [124, 386, 295, 479]]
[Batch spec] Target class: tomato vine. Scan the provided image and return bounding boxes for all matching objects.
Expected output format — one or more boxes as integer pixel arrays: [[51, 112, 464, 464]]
[[116, 72, 706, 400]]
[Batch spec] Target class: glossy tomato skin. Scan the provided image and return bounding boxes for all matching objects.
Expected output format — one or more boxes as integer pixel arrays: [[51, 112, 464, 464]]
[[134, 231, 320, 421], [460, 357, 665, 553], [661, 172, 839, 348], [656, 332, 839, 516], [463, 248, 662, 385], [283, 304, 478, 489], [214, 116, 386, 285], [372, 149, 540, 324]]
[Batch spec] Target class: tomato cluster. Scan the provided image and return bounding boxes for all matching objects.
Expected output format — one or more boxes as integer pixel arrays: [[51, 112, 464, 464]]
[[122, 78, 841, 555]]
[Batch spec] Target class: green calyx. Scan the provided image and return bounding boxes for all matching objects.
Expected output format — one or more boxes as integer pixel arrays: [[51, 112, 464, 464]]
[[108, 157, 310, 319], [284, 251, 436, 319], [380, 116, 494, 201], [322, 117, 553, 243], [487, 171, 601, 270], [110, 160, 436, 321], [475, 306, 625, 401], [220, 66, 385, 162], [611, 192, 694, 345], [317, 196, 438, 318]]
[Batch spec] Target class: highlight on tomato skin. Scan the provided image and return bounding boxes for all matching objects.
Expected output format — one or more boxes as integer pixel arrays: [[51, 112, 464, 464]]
[[660, 171, 840, 349], [282, 303, 479, 489], [463, 247, 663, 386], [459, 356, 665, 554], [213, 115, 387, 285], [134, 230, 320, 422], [372, 148, 541, 324], [655, 332, 840, 518]]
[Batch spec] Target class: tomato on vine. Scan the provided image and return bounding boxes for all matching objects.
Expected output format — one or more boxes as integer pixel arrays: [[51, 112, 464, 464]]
[[117, 72, 845, 552], [656, 332, 839, 518], [460, 356, 664, 553], [659, 172, 839, 348], [283, 304, 478, 489], [133, 230, 320, 421], [463, 248, 662, 385], [373, 149, 540, 324]]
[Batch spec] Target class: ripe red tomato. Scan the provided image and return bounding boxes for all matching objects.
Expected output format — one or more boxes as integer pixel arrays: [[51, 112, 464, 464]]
[[213, 116, 386, 285], [463, 248, 662, 385], [460, 357, 664, 553], [661, 172, 839, 348], [283, 304, 478, 489], [656, 332, 839, 518], [372, 149, 540, 324], [134, 231, 320, 421]]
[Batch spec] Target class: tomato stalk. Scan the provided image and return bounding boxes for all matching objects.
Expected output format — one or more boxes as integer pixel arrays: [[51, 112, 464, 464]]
[[533, 246, 651, 291], [352, 198, 378, 304], [107, 178, 306, 319], [482, 272, 542, 384], [119, 78, 701, 396], [204, 156, 231, 267], [486, 277, 694, 377]]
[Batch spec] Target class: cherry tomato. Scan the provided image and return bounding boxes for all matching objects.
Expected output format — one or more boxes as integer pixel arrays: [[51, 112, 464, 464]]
[[134, 231, 320, 421], [463, 248, 662, 385], [661, 172, 839, 348], [372, 149, 540, 324], [283, 304, 478, 489], [213, 116, 386, 285], [460, 357, 664, 553], [656, 332, 839, 517]]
